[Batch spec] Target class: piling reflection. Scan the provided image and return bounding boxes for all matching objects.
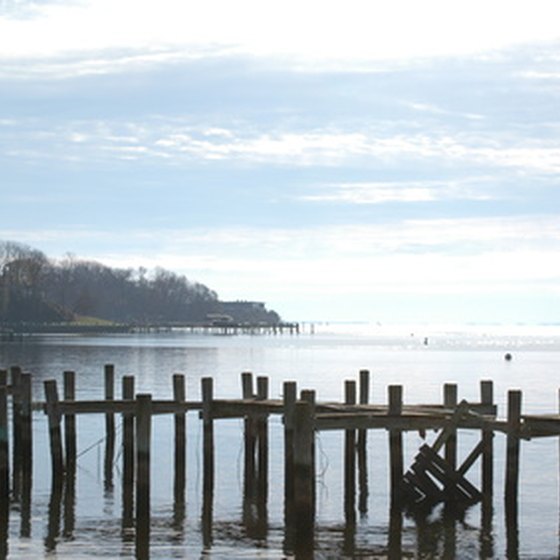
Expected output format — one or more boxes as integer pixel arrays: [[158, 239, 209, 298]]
[[505, 497, 519, 560], [45, 475, 63, 552], [480, 495, 494, 559], [63, 465, 76, 540]]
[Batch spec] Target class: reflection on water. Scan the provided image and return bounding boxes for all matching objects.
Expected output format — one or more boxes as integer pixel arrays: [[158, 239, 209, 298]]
[[0, 329, 559, 558]]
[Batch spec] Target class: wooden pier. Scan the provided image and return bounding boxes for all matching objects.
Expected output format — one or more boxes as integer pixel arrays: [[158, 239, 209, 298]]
[[1, 365, 560, 558]]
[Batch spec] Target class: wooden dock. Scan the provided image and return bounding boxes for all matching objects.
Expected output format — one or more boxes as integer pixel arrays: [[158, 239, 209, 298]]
[[1, 365, 560, 558]]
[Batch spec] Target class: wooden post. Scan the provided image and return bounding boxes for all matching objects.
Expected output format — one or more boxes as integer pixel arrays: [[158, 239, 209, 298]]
[[173, 373, 186, 528], [505, 390, 522, 508], [122, 375, 135, 532], [480, 380, 494, 498], [344, 380, 357, 525], [135, 393, 152, 560], [283, 380, 297, 545], [293, 400, 314, 556], [358, 369, 370, 514], [0, 385, 9, 521], [388, 385, 403, 507], [443, 383, 458, 471], [242, 372, 256, 505], [104, 364, 115, 490], [44, 380, 65, 478], [20, 373, 33, 538], [201, 377, 214, 548], [256, 376, 269, 523], [63, 371, 76, 473], [300, 389, 316, 519], [10, 366, 22, 501]]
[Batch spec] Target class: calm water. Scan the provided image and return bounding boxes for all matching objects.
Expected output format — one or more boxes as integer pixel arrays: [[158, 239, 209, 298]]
[[1, 323, 560, 559]]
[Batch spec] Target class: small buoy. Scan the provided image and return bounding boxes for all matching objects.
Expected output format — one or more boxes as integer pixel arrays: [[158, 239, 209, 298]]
[[504, 353, 512, 361]]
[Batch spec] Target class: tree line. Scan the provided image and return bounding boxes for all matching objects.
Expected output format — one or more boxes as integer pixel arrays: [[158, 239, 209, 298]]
[[0, 241, 280, 325]]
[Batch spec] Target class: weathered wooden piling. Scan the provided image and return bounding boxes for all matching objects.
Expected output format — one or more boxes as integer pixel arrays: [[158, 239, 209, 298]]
[[10, 366, 22, 502], [201, 377, 214, 548], [358, 369, 370, 514], [19, 373, 33, 538], [388, 385, 404, 505], [480, 380, 494, 498], [122, 375, 135, 532], [173, 373, 186, 527], [242, 372, 256, 504], [443, 383, 458, 472], [0, 384, 9, 517], [63, 371, 76, 473], [505, 390, 522, 506], [256, 375, 269, 524], [344, 380, 357, 524], [292, 399, 314, 555], [283, 380, 297, 549], [135, 393, 152, 559], [104, 364, 115, 490], [44, 380, 64, 478]]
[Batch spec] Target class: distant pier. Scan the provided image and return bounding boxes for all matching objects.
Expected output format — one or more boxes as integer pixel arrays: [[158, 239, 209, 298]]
[[0, 320, 301, 336]]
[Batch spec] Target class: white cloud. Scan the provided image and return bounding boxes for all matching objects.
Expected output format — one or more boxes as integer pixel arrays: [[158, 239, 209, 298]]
[[2, 0, 560, 74], [301, 179, 496, 205], [5, 118, 560, 173]]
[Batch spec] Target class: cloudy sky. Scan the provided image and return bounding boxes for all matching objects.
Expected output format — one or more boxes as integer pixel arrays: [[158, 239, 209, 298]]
[[1, 0, 559, 324]]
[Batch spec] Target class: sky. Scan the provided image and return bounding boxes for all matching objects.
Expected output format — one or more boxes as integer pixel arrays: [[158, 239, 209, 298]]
[[1, 0, 559, 324]]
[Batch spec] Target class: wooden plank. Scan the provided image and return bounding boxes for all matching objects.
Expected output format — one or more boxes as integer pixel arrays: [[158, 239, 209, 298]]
[[417, 445, 482, 503], [457, 440, 484, 477]]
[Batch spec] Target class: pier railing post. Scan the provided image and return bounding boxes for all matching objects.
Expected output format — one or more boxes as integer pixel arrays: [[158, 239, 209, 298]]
[[241, 372, 256, 505], [283, 380, 297, 544], [388, 385, 403, 507], [505, 389, 521, 559], [201, 377, 214, 548], [358, 369, 370, 515], [480, 380, 494, 498], [63, 371, 76, 474], [256, 375, 269, 530], [20, 373, 33, 538], [0, 383, 9, 531], [44, 380, 65, 479], [344, 380, 357, 525], [293, 400, 314, 556], [104, 364, 115, 490], [505, 390, 522, 506], [122, 376, 135, 533], [443, 383, 458, 472], [173, 373, 186, 527], [135, 393, 152, 560], [10, 366, 22, 502]]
